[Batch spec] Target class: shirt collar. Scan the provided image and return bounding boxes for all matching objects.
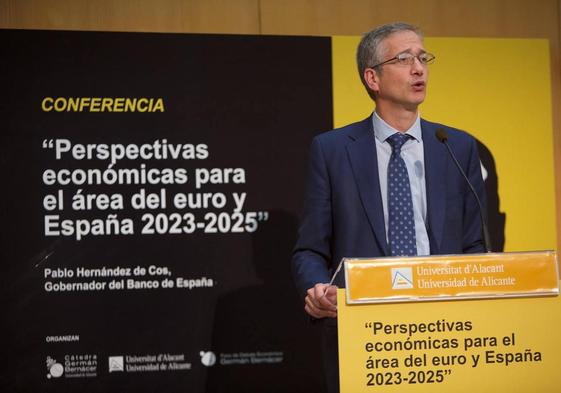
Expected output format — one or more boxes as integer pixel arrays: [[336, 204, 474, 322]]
[[372, 111, 422, 143]]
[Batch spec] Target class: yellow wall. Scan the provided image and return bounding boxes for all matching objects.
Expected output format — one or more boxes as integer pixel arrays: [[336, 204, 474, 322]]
[[2, 0, 560, 250]]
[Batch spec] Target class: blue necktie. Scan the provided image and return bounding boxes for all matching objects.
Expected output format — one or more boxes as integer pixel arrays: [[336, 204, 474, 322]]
[[387, 133, 417, 256]]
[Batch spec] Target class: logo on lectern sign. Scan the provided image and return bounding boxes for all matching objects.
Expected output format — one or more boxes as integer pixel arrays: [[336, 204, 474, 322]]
[[391, 267, 413, 289]]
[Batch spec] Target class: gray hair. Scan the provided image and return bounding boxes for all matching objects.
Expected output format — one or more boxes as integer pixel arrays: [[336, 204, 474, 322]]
[[357, 22, 423, 99]]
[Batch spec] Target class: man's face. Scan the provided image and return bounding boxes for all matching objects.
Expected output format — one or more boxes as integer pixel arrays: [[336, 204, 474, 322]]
[[372, 31, 428, 111]]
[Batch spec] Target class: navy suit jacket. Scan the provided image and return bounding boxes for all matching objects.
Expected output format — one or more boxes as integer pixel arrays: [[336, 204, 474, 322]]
[[292, 116, 486, 298]]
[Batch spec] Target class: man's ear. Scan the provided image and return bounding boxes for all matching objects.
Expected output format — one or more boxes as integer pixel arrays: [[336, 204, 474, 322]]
[[364, 68, 380, 95]]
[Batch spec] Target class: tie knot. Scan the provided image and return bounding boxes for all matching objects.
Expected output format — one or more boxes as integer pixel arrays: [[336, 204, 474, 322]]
[[387, 133, 410, 154]]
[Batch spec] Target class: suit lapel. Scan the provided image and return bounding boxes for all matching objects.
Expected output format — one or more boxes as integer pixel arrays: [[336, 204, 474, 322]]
[[422, 119, 447, 253], [346, 117, 390, 255]]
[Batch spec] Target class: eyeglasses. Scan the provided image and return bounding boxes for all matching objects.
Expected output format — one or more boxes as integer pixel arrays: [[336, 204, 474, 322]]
[[371, 52, 436, 68]]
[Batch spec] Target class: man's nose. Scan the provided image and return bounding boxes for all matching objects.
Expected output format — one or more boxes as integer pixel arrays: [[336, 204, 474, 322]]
[[411, 57, 425, 74]]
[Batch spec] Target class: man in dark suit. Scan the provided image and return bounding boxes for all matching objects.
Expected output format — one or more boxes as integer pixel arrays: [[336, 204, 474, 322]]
[[292, 22, 486, 393]]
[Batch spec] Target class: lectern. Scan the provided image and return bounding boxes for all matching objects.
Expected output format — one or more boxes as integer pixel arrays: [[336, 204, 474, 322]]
[[337, 251, 559, 392]]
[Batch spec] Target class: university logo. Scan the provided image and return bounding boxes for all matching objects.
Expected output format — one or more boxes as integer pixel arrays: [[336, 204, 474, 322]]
[[108, 356, 124, 372], [391, 267, 413, 289]]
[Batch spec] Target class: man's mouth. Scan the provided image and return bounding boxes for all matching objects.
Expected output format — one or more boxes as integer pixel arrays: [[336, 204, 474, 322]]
[[412, 81, 426, 91]]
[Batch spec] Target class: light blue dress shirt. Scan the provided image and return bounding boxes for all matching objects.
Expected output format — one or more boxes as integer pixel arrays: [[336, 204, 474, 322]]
[[372, 112, 430, 255]]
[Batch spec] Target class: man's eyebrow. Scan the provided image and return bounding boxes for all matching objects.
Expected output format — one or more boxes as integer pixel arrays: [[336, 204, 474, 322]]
[[397, 49, 427, 55]]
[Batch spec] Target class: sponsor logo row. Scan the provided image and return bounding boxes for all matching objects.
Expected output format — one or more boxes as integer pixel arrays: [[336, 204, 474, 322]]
[[47, 350, 284, 379], [47, 353, 197, 379]]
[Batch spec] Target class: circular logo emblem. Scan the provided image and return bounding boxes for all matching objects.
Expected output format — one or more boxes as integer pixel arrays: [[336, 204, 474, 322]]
[[200, 351, 216, 367]]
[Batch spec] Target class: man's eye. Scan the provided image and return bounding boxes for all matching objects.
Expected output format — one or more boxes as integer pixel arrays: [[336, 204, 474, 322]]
[[396, 54, 411, 63]]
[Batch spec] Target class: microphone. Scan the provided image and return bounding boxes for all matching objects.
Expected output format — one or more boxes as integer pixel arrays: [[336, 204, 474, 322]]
[[435, 129, 492, 253]]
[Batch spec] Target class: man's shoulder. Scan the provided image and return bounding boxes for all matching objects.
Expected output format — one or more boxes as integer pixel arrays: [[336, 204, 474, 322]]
[[314, 116, 372, 144], [421, 118, 476, 143]]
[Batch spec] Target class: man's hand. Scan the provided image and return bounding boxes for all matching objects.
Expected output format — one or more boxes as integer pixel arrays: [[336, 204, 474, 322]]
[[304, 283, 338, 318]]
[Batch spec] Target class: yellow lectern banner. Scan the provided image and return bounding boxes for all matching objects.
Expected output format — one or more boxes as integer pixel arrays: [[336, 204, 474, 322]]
[[338, 291, 561, 392], [345, 251, 558, 303]]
